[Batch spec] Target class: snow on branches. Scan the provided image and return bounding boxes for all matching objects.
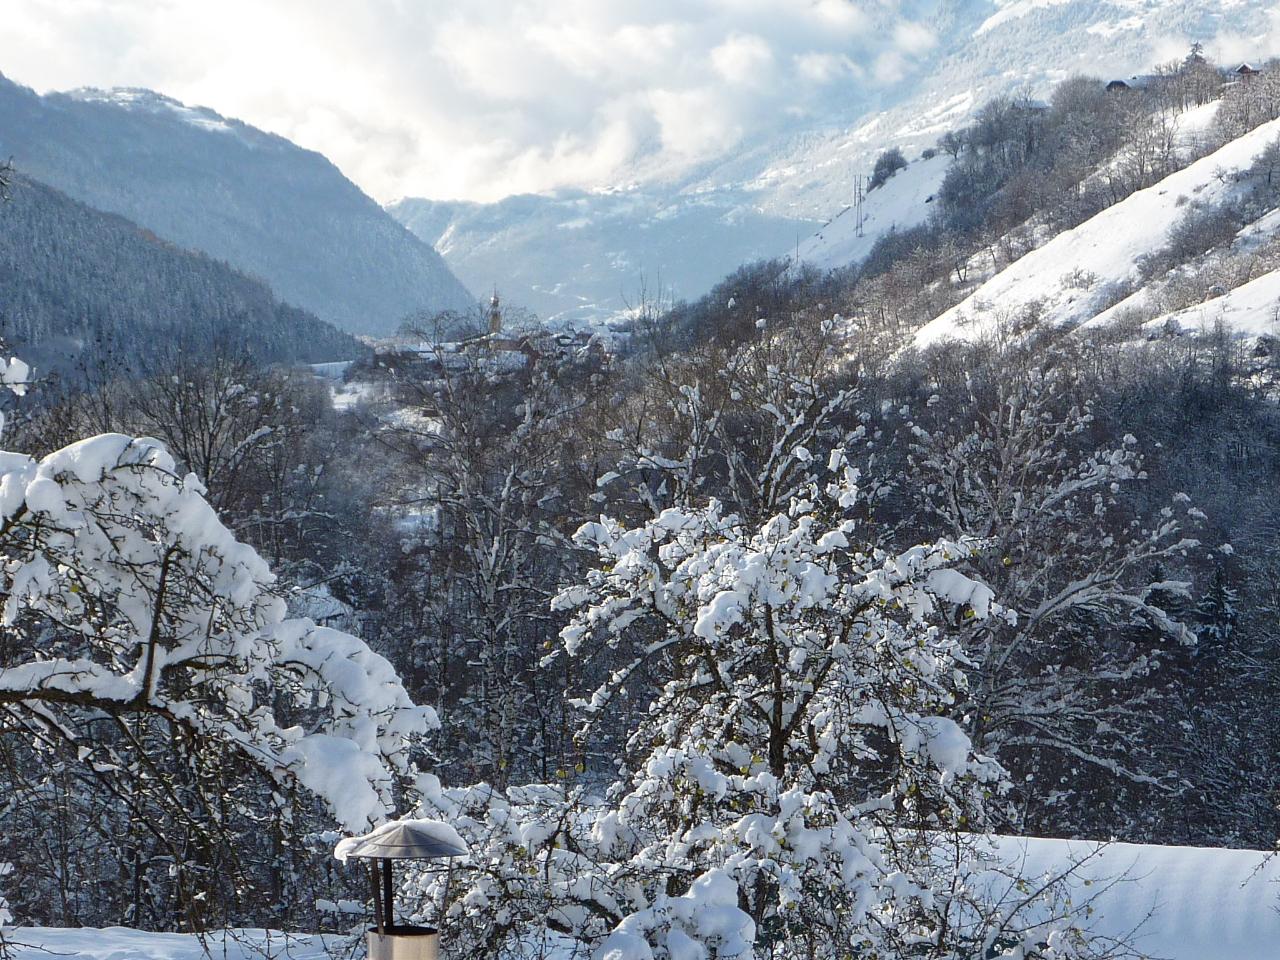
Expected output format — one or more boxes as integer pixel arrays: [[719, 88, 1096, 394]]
[[406, 443, 1101, 958], [0, 432, 436, 832], [901, 355, 1207, 821]]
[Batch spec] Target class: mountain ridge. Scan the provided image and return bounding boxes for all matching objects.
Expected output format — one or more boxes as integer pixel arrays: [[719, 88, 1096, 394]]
[[0, 73, 474, 337]]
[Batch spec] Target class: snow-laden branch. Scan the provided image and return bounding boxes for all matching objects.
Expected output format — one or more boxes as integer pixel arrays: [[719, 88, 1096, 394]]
[[0, 433, 436, 831]]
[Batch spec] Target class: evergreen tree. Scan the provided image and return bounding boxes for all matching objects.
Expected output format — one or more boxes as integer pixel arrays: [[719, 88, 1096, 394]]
[[1194, 566, 1239, 655]]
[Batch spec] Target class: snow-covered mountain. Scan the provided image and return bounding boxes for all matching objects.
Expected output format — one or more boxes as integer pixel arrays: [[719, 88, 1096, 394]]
[[392, 1, 1277, 327], [0, 74, 475, 337], [389, 189, 816, 328], [915, 112, 1280, 347]]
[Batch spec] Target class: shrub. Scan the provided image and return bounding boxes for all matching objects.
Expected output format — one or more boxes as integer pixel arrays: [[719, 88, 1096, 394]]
[[868, 146, 908, 191]]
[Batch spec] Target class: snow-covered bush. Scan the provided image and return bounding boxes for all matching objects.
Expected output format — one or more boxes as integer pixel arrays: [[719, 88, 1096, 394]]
[[403, 441, 1103, 958], [0, 433, 434, 820], [0, 356, 437, 923]]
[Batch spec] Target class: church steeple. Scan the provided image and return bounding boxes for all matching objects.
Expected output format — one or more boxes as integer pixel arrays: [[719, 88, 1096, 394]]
[[488, 288, 502, 334]]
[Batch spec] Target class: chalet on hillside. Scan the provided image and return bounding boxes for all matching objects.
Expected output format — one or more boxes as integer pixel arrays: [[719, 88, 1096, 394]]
[[1236, 63, 1261, 79], [1106, 74, 1158, 93]]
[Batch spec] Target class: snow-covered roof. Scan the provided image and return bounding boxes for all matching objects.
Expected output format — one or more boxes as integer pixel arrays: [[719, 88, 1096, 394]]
[[334, 818, 468, 861], [992, 836, 1280, 960]]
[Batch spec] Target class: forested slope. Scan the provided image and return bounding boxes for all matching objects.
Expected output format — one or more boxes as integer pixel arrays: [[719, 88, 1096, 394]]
[[0, 174, 364, 372]]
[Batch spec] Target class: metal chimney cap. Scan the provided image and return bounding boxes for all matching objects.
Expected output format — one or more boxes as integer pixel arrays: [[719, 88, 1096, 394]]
[[335, 818, 469, 861]]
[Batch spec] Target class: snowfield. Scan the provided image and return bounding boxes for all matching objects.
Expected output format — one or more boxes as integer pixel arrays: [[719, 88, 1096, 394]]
[[9, 837, 1280, 959], [794, 153, 950, 271], [915, 115, 1280, 348], [6, 927, 336, 959], [1103, 266, 1280, 338]]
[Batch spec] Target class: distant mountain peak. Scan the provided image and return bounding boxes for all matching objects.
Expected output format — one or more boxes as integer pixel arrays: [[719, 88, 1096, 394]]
[[65, 85, 248, 139]]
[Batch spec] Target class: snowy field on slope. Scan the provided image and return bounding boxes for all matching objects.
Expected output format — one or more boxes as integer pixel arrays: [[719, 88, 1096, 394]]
[[915, 115, 1280, 348], [9, 838, 1280, 960], [1121, 266, 1280, 337], [794, 154, 949, 271], [1081, 206, 1280, 332]]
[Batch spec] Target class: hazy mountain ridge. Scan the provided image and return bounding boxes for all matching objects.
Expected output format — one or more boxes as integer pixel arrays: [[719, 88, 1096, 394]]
[[0, 173, 365, 374], [0, 74, 474, 336], [389, 188, 816, 328]]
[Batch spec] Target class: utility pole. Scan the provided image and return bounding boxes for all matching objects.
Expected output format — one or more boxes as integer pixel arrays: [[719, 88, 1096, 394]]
[[853, 173, 866, 238]]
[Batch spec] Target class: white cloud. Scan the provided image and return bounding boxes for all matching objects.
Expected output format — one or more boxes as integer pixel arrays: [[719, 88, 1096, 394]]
[[1206, 9, 1280, 68], [809, 0, 870, 33], [711, 33, 775, 87], [873, 49, 910, 86], [0, 0, 946, 202], [794, 51, 862, 85], [893, 21, 938, 56]]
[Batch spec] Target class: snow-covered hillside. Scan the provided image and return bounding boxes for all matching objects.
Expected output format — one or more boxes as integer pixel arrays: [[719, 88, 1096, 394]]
[[915, 114, 1280, 347], [794, 153, 949, 271], [1126, 267, 1280, 336], [11, 837, 1279, 960], [393, 1, 1275, 327]]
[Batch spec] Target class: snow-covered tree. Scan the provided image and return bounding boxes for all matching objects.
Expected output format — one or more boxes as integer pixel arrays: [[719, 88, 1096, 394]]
[[903, 352, 1204, 834], [0, 354, 436, 926], [39, 346, 346, 572], [869, 147, 908, 191], [369, 334, 607, 787], [603, 313, 870, 522], [1194, 567, 1239, 653], [405, 436, 1107, 958]]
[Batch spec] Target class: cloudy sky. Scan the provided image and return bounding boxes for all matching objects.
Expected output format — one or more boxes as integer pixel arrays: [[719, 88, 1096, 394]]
[[0, 0, 947, 203]]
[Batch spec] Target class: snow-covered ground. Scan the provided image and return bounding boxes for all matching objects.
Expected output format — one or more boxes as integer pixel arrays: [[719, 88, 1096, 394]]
[[5, 927, 338, 959], [794, 153, 949, 271], [9, 837, 1280, 959], [1134, 267, 1280, 337], [1077, 204, 1280, 335], [915, 115, 1280, 348]]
